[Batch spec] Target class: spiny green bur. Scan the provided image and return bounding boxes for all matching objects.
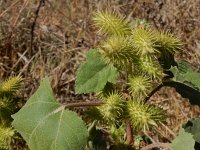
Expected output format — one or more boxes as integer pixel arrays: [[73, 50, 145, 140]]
[[0, 76, 23, 149]]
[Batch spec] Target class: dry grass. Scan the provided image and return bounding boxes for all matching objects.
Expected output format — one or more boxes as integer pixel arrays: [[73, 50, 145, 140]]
[[0, 0, 200, 148]]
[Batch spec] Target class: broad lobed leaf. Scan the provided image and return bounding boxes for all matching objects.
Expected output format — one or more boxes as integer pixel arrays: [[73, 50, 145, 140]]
[[12, 77, 88, 150], [183, 118, 200, 143], [172, 128, 195, 150], [170, 60, 200, 90], [75, 49, 119, 94], [169, 60, 200, 106]]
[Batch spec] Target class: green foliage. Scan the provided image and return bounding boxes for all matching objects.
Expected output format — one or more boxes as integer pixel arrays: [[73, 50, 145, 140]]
[[183, 118, 200, 143], [74, 11, 184, 148], [12, 77, 88, 150], [169, 60, 200, 106], [87, 121, 107, 150], [108, 124, 131, 150], [172, 128, 195, 150], [170, 60, 200, 90], [75, 49, 119, 94]]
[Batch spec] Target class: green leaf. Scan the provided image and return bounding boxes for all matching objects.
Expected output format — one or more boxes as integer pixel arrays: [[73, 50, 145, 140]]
[[12, 77, 88, 150], [75, 49, 119, 94], [169, 61, 200, 106], [172, 128, 195, 150], [170, 60, 200, 90], [87, 121, 107, 150], [183, 118, 200, 143]]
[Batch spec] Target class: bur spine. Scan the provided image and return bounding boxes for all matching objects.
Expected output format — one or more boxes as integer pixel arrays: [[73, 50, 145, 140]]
[[93, 11, 131, 36], [0, 76, 23, 149], [127, 100, 165, 131], [98, 92, 124, 124]]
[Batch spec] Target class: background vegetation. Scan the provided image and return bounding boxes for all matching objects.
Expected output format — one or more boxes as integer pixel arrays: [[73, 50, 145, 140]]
[[0, 0, 200, 149]]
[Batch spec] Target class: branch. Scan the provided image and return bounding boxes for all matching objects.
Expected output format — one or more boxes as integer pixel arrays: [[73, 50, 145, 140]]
[[144, 81, 177, 102], [64, 101, 103, 108], [144, 82, 164, 102], [30, 0, 45, 56], [141, 142, 171, 150]]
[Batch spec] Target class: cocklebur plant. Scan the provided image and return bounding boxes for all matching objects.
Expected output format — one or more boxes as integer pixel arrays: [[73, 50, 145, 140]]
[[75, 10, 181, 148], [11, 11, 200, 150], [0, 76, 23, 149], [83, 11, 200, 150], [84, 15, 175, 111]]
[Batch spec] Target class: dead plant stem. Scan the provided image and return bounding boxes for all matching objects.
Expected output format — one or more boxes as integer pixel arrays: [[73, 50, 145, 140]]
[[30, 0, 45, 56]]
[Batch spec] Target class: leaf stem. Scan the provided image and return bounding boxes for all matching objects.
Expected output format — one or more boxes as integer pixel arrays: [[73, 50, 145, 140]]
[[144, 81, 177, 102], [144, 82, 164, 102]]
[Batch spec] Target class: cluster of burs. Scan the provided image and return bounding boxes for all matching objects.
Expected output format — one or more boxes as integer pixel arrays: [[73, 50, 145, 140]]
[[0, 76, 23, 149], [91, 11, 182, 131]]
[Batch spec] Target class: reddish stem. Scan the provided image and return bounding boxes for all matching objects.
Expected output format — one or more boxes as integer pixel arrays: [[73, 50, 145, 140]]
[[126, 120, 133, 145]]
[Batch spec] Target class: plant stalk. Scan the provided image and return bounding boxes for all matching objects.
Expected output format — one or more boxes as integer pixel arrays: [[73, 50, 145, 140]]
[[126, 120, 133, 145]]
